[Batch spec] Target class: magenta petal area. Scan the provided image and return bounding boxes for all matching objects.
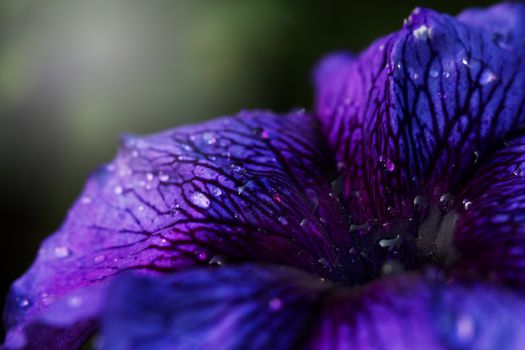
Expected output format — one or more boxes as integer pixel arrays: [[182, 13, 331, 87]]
[[2, 110, 362, 349]]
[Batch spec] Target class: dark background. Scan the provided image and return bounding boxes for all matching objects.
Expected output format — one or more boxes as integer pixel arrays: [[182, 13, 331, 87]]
[[0, 0, 499, 337]]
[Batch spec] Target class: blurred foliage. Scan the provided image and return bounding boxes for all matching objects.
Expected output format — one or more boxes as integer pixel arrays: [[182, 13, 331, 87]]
[[0, 0, 499, 336]]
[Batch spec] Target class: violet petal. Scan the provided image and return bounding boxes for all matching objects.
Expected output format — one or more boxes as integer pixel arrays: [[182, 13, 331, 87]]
[[3, 110, 358, 349], [314, 3, 525, 226], [98, 265, 331, 350], [453, 135, 525, 288]]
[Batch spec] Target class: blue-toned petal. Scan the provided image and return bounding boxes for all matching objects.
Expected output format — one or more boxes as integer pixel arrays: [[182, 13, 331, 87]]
[[452, 135, 525, 288], [314, 4, 525, 229], [3, 110, 359, 349], [310, 274, 525, 350], [99, 265, 331, 350]]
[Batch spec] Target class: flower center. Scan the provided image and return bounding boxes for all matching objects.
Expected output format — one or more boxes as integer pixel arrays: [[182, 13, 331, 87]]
[[344, 201, 460, 286]]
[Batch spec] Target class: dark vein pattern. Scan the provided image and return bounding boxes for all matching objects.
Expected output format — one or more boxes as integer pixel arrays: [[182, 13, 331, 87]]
[[99, 265, 332, 350], [4, 3, 525, 350], [3, 110, 361, 349], [314, 5, 525, 230]]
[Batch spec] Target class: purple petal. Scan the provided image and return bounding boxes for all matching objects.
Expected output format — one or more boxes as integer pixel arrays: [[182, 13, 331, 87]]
[[98, 266, 525, 350], [3, 110, 358, 349], [98, 265, 331, 350], [452, 135, 525, 288], [310, 274, 525, 349], [314, 3, 525, 226]]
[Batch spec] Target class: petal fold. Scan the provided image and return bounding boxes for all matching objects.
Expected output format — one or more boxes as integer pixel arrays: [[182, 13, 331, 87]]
[[452, 135, 525, 288], [98, 265, 332, 350]]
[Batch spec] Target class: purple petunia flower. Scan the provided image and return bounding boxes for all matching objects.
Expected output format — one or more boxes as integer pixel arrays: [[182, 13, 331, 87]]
[[3, 3, 525, 349]]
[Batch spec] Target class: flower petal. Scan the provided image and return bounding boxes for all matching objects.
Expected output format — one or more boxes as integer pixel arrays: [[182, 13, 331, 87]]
[[98, 265, 331, 350], [98, 267, 525, 350], [3, 110, 359, 349], [310, 274, 525, 349], [452, 135, 525, 288], [314, 3, 525, 226]]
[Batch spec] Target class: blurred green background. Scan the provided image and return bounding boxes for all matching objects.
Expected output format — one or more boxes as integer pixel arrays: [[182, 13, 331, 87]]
[[0, 0, 499, 335]]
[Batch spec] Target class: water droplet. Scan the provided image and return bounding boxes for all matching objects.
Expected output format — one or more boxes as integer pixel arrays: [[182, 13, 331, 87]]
[[237, 181, 255, 195], [158, 173, 170, 182], [513, 165, 525, 177], [268, 297, 283, 311], [429, 69, 439, 78], [455, 314, 475, 343], [413, 25, 430, 40], [439, 193, 455, 209], [413, 195, 427, 208], [53, 246, 71, 258], [67, 296, 83, 308], [202, 132, 217, 145], [473, 151, 479, 163], [480, 69, 497, 85], [300, 218, 308, 227], [146, 173, 155, 181], [278, 216, 288, 225], [462, 199, 472, 210], [461, 58, 469, 66], [191, 192, 211, 209], [209, 255, 225, 266], [18, 297, 30, 308], [318, 257, 330, 268], [196, 251, 208, 261], [94, 255, 106, 263], [379, 234, 402, 251], [443, 71, 451, 79], [210, 186, 223, 197], [81, 196, 92, 205], [380, 156, 395, 172], [113, 186, 123, 195]]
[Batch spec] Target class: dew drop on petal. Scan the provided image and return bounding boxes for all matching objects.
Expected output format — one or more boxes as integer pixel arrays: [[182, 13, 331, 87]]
[[67, 296, 83, 308], [81, 196, 92, 205], [191, 192, 211, 209], [268, 297, 283, 311], [429, 69, 439, 78], [380, 156, 395, 172], [113, 186, 123, 195], [210, 186, 223, 197], [413, 195, 427, 208], [439, 193, 454, 209], [209, 255, 225, 266], [94, 255, 106, 263], [158, 173, 170, 182], [17, 297, 30, 308], [513, 165, 525, 177], [278, 216, 288, 225], [318, 257, 330, 268], [455, 314, 476, 344], [146, 173, 155, 181], [413, 25, 430, 40], [53, 246, 71, 258], [196, 251, 208, 261], [462, 199, 472, 210], [202, 132, 217, 145], [479, 69, 497, 85]]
